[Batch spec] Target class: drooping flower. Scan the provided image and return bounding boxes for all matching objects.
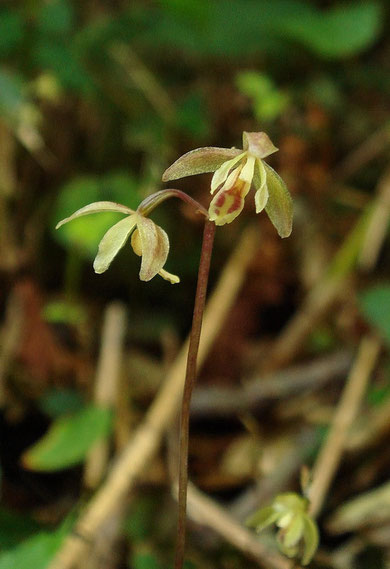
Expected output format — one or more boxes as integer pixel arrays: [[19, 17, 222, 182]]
[[246, 492, 319, 566], [162, 131, 293, 237], [56, 201, 179, 283]]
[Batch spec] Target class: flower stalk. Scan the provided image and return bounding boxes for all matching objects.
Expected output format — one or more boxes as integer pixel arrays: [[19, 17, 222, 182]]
[[174, 218, 216, 569]]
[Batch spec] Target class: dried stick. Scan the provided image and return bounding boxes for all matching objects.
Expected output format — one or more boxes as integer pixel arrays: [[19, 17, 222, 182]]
[[185, 482, 291, 569], [47, 225, 258, 569], [84, 301, 127, 490], [359, 165, 390, 271], [191, 349, 352, 418], [308, 335, 381, 517]]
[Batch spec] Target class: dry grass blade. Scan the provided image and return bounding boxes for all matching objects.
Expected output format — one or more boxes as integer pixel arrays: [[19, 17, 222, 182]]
[[308, 335, 381, 517]]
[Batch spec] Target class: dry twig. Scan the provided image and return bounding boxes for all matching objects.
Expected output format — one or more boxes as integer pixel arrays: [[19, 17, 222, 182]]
[[308, 335, 381, 517], [84, 302, 127, 490]]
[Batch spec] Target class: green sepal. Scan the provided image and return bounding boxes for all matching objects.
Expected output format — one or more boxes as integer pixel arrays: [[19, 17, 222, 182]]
[[56, 201, 134, 229], [162, 147, 242, 181], [301, 514, 319, 565], [264, 163, 293, 238]]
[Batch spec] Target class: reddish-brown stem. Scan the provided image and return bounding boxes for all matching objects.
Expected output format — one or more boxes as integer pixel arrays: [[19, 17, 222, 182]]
[[174, 219, 216, 569], [138, 189, 209, 218]]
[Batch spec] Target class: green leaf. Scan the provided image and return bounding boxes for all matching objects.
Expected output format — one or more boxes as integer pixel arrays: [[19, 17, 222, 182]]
[[0, 521, 70, 569], [0, 509, 41, 549], [263, 163, 293, 238], [359, 285, 390, 345], [162, 147, 241, 181], [22, 405, 113, 471], [279, 2, 382, 59], [237, 72, 289, 122]]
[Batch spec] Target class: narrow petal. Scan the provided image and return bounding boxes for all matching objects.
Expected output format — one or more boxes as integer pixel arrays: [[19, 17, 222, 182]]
[[238, 154, 256, 184], [93, 215, 137, 274], [162, 147, 242, 182], [136, 216, 169, 281], [210, 152, 246, 193], [254, 159, 269, 213], [264, 163, 293, 238], [56, 201, 134, 229], [242, 131, 278, 159], [208, 168, 250, 225]]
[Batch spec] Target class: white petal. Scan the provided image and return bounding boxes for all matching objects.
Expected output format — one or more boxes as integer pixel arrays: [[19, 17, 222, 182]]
[[93, 215, 137, 274], [254, 160, 269, 213], [56, 201, 134, 229], [210, 152, 246, 193], [239, 154, 256, 184]]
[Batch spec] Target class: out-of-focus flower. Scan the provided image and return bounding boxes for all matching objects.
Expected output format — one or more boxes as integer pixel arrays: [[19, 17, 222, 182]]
[[163, 131, 293, 237], [56, 201, 179, 283], [246, 492, 319, 566]]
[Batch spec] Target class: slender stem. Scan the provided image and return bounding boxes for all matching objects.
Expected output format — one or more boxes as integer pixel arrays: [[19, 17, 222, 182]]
[[174, 219, 216, 569], [138, 189, 209, 218]]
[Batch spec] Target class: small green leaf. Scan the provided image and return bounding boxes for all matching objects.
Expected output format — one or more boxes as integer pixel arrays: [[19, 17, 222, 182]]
[[0, 509, 41, 549], [0, 519, 71, 569], [359, 285, 390, 345], [264, 163, 293, 238], [279, 2, 382, 59], [22, 405, 112, 471], [162, 147, 242, 181], [301, 514, 319, 565]]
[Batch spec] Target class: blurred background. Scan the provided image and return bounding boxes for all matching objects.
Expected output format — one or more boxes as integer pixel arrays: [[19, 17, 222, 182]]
[[1, 1, 390, 568]]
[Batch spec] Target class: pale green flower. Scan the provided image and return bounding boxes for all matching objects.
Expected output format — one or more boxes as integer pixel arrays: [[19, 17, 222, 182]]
[[56, 201, 179, 284], [163, 132, 293, 237], [247, 492, 319, 566]]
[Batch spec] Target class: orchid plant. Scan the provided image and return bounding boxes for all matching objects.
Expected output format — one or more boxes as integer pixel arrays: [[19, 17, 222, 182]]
[[56, 132, 315, 568]]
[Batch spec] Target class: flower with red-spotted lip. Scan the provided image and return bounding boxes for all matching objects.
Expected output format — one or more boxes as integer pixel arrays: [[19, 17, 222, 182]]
[[163, 131, 293, 237], [56, 201, 179, 284]]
